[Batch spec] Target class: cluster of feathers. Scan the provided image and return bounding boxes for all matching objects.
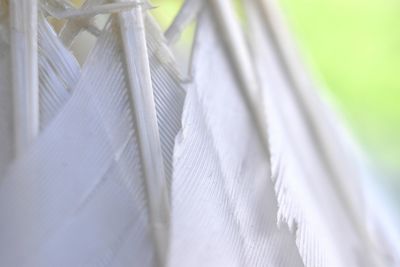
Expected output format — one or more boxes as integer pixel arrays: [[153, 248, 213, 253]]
[[0, 0, 398, 266]]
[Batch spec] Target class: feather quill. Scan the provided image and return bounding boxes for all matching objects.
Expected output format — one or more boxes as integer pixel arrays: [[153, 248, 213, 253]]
[[144, 15, 186, 188], [42, 1, 137, 19], [117, 1, 170, 264], [58, 0, 106, 46], [208, 0, 269, 154], [9, 0, 39, 155], [164, 0, 202, 44], [0, 7, 15, 177], [0, 7, 13, 174]]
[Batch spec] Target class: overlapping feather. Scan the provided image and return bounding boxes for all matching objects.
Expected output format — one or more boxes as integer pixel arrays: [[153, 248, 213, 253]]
[[168, 8, 303, 267], [0, 0, 398, 266], [0, 1, 184, 266], [245, 0, 398, 266]]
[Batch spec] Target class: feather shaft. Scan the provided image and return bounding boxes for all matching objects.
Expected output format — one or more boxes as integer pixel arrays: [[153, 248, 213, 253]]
[[164, 0, 202, 44], [43, 2, 138, 19], [117, 1, 170, 265], [208, 0, 270, 156], [9, 0, 39, 155]]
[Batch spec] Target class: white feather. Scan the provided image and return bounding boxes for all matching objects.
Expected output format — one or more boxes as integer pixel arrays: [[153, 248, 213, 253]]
[[168, 9, 303, 267], [38, 16, 80, 127], [245, 0, 393, 266], [0, 0, 397, 266], [0, 7, 184, 266]]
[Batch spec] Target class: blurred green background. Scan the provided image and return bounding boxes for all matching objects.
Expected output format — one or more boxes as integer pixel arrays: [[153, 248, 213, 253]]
[[279, 0, 400, 187], [152, 0, 400, 195]]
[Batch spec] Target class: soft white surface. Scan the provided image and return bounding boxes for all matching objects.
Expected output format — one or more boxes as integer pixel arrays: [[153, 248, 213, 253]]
[[168, 9, 303, 267]]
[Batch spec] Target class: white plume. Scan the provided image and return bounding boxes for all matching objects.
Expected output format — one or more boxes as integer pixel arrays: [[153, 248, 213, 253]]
[[169, 8, 303, 267], [0, 0, 398, 266]]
